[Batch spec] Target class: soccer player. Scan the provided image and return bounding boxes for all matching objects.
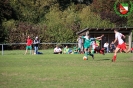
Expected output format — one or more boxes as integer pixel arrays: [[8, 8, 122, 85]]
[[91, 40, 96, 55], [91, 39, 103, 55], [112, 29, 131, 62], [93, 39, 104, 55], [24, 36, 33, 55], [82, 34, 104, 60], [77, 36, 83, 53]]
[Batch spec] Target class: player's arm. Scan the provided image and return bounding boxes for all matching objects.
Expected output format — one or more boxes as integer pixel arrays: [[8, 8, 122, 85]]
[[113, 37, 117, 44], [81, 36, 84, 38], [31, 40, 33, 44], [96, 38, 101, 40], [95, 34, 104, 40], [110, 44, 111, 48], [34, 40, 38, 44], [121, 34, 125, 39], [54, 48, 56, 52], [81, 36, 86, 39]]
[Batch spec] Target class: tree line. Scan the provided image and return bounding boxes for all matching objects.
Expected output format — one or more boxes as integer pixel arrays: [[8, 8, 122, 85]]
[[0, 0, 133, 49]]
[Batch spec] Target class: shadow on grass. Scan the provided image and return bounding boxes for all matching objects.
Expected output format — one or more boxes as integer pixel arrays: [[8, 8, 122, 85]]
[[96, 58, 110, 61], [125, 60, 133, 62]]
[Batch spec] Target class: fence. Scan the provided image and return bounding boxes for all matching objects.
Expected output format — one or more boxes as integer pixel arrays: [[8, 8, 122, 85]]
[[0, 43, 78, 55], [0, 42, 133, 55]]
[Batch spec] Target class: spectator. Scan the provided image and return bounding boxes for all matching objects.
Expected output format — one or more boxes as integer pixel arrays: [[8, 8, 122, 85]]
[[104, 41, 109, 53], [110, 41, 116, 53], [77, 36, 83, 53], [73, 46, 79, 54], [54, 45, 62, 54], [34, 36, 40, 54], [63, 46, 70, 54], [24, 36, 33, 55]]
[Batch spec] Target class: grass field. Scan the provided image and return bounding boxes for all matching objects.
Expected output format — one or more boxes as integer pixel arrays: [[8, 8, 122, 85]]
[[0, 50, 133, 88]]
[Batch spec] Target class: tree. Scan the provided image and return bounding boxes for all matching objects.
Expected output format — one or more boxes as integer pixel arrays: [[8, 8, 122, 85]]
[[91, 0, 128, 27], [0, 0, 16, 43], [127, 11, 133, 41]]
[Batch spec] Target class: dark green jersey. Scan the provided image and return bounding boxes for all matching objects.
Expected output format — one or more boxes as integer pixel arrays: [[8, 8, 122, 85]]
[[82, 36, 95, 48]]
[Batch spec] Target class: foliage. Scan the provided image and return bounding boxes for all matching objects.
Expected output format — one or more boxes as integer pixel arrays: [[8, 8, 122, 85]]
[[0, 0, 15, 43], [0, 0, 133, 48], [127, 11, 133, 41], [79, 6, 115, 28], [127, 11, 133, 27], [91, 0, 128, 27]]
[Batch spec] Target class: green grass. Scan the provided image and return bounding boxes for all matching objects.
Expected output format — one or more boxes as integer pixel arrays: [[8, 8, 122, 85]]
[[0, 50, 133, 88]]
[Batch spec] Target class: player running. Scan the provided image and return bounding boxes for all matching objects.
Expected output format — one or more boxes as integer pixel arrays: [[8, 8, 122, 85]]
[[112, 29, 132, 62], [82, 34, 104, 60]]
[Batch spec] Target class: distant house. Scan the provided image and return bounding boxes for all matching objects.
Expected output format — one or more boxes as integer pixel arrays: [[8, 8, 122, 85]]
[[76, 27, 133, 49]]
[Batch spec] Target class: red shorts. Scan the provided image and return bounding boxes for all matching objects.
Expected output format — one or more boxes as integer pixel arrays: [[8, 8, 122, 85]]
[[117, 43, 126, 50]]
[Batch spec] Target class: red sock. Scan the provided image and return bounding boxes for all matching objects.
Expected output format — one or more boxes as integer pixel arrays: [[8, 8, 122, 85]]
[[102, 50, 104, 54], [100, 50, 104, 55], [100, 50, 102, 54], [113, 55, 117, 62]]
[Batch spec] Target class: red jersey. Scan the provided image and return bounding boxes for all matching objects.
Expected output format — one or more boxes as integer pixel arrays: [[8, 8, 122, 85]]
[[26, 38, 33, 46]]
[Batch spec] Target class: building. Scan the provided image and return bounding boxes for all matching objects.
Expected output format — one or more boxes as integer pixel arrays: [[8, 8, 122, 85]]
[[76, 27, 133, 49]]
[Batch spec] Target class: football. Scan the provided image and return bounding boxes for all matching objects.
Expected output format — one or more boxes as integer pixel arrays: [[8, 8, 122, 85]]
[[83, 56, 88, 60]]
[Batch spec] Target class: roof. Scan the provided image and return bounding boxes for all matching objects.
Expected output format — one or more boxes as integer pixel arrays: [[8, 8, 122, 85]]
[[76, 27, 133, 35]]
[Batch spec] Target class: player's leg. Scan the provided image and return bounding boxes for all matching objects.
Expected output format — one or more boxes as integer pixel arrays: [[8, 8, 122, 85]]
[[29, 46, 32, 55], [84, 48, 88, 59], [91, 49, 94, 55], [25, 49, 28, 55], [95, 47, 100, 54], [36, 46, 38, 54], [78, 43, 82, 53], [121, 43, 128, 53], [88, 47, 94, 59], [123, 49, 127, 53], [34, 46, 37, 54], [112, 47, 120, 62], [34, 46, 38, 54], [24, 46, 28, 55], [91, 45, 95, 55], [126, 48, 133, 53], [83, 43, 89, 58], [100, 48, 105, 55], [31, 45, 34, 55], [81, 45, 84, 54], [130, 48, 133, 52]]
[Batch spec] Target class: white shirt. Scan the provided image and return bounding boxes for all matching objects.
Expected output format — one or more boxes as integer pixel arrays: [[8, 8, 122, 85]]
[[104, 43, 109, 48], [91, 41, 96, 49], [54, 47, 62, 52], [115, 32, 124, 44], [77, 38, 82, 44]]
